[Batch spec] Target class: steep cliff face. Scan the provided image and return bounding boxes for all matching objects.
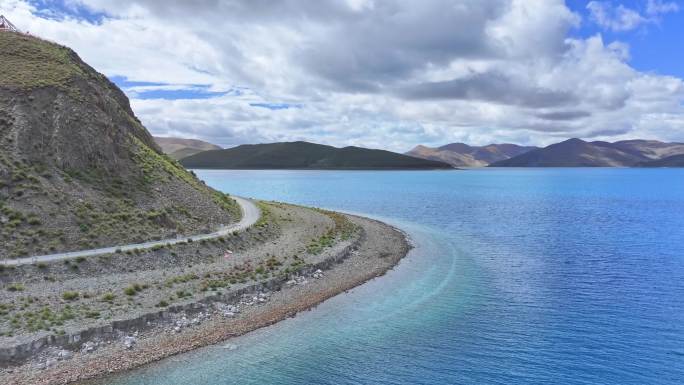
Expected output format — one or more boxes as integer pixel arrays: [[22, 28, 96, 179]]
[[0, 32, 239, 259]]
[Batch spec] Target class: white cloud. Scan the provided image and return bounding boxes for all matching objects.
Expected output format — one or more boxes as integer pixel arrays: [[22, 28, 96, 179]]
[[1, 0, 683, 150], [647, 0, 680, 15], [587, 0, 680, 32], [586, 1, 646, 32]]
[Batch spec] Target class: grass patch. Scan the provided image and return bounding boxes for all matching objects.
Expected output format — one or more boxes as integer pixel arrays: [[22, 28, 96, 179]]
[[6, 283, 25, 292], [101, 292, 116, 302], [61, 291, 79, 301]]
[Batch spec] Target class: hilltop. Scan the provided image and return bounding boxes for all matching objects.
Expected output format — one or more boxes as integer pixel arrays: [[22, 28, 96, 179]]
[[153, 136, 222, 160], [180, 141, 453, 169], [490, 138, 684, 167], [407, 143, 537, 167], [0, 32, 239, 259]]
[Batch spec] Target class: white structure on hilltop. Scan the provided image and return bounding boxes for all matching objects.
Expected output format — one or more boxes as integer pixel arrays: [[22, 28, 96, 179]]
[[0, 15, 19, 32]]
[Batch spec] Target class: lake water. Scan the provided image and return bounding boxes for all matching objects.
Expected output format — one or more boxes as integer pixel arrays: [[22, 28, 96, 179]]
[[103, 168, 684, 385]]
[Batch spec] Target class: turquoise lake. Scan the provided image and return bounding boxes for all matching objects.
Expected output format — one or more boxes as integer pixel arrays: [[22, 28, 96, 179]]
[[102, 168, 684, 384]]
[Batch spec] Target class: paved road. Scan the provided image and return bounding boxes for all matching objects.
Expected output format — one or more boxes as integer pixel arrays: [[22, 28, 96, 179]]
[[0, 196, 260, 267]]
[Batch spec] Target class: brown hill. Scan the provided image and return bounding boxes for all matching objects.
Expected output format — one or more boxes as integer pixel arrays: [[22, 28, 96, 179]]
[[637, 154, 684, 167], [490, 138, 684, 167], [0, 32, 239, 259], [407, 143, 537, 167], [153, 136, 222, 160]]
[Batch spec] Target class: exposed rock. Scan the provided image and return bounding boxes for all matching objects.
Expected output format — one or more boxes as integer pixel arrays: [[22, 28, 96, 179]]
[[123, 336, 136, 350], [56, 350, 73, 361], [80, 342, 95, 353]]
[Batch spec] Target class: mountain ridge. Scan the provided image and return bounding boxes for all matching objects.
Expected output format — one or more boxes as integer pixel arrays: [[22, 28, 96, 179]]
[[180, 141, 453, 169], [490, 138, 684, 167], [406, 142, 538, 167], [153, 136, 222, 160]]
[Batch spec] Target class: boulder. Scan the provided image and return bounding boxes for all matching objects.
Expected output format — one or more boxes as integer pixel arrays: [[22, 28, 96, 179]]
[[123, 336, 137, 350], [57, 349, 73, 360], [81, 341, 95, 353]]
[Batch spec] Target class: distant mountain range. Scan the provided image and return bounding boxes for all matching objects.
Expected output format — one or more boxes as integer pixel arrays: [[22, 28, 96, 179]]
[[490, 138, 684, 167], [153, 136, 222, 160], [406, 143, 538, 167], [180, 141, 452, 169]]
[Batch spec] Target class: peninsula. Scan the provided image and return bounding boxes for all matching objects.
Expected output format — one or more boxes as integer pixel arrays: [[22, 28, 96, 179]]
[[0, 32, 410, 385]]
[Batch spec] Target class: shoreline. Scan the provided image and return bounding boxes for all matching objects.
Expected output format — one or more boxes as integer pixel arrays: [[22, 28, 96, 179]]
[[3, 214, 411, 385]]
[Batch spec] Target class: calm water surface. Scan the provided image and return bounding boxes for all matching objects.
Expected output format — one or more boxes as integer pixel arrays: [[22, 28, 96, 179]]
[[102, 168, 684, 385]]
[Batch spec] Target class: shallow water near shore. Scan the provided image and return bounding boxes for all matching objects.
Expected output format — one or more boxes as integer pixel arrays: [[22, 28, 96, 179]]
[[101, 168, 684, 385]]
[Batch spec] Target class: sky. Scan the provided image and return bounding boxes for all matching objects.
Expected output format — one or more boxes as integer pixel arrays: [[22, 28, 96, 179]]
[[1, 0, 683, 151]]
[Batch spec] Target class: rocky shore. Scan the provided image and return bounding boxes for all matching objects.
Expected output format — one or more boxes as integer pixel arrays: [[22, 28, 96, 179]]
[[0, 204, 410, 385]]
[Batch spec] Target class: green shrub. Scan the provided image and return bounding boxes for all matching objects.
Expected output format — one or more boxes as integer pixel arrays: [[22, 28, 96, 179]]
[[7, 283, 25, 292], [101, 293, 115, 302], [156, 300, 169, 308], [62, 291, 79, 301], [124, 283, 145, 296], [85, 311, 100, 318]]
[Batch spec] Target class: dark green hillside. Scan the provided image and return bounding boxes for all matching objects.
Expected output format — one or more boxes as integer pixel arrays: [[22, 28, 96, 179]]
[[180, 141, 453, 169], [0, 32, 239, 259]]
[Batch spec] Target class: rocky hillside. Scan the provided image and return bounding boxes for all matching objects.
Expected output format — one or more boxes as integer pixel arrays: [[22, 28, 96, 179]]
[[0, 32, 239, 259], [180, 141, 453, 169], [153, 136, 222, 160], [637, 154, 684, 167], [490, 138, 684, 167], [407, 143, 537, 167]]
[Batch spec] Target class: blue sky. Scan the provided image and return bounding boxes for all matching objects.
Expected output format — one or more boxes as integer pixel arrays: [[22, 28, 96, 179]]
[[566, 0, 684, 78], [4, 0, 684, 149]]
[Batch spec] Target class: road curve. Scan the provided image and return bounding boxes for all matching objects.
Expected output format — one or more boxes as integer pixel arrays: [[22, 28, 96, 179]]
[[0, 196, 260, 267]]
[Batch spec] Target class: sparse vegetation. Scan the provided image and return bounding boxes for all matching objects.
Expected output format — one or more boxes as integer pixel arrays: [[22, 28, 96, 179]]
[[101, 293, 116, 302], [61, 291, 79, 301], [306, 209, 359, 254], [6, 283, 25, 292], [123, 283, 147, 296]]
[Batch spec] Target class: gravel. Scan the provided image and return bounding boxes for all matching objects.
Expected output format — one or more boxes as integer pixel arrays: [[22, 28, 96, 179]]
[[1, 207, 410, 385]]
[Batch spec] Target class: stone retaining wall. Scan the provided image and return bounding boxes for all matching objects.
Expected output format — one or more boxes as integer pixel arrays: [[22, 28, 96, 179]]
[[0, 229, 364, 367]]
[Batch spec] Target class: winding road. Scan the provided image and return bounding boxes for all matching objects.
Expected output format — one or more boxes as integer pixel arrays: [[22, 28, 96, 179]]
[[0, 196, 260, 267]]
